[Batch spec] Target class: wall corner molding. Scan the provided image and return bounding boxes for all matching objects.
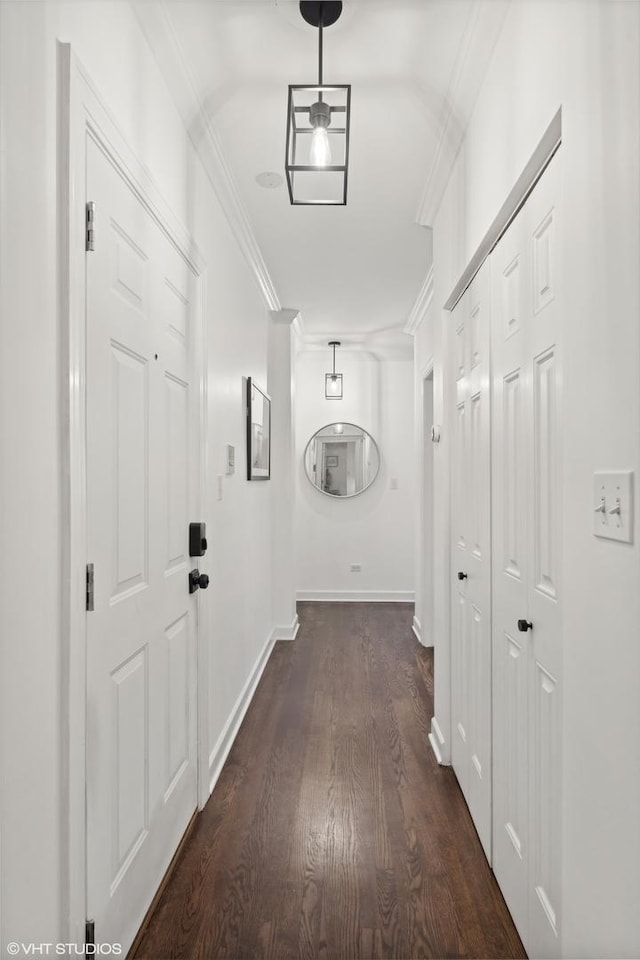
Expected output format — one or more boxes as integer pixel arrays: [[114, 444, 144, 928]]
[[271, 615, 300, 642], [412, 615, 423, 643], [404, 266, 434, 336], [270, 308, 301, 327], [132, 0, 281, 312]]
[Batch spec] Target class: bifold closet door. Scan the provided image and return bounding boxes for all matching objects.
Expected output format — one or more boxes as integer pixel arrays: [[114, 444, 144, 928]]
[[450, 260, 492, 860], [491, 156, 562, 959]]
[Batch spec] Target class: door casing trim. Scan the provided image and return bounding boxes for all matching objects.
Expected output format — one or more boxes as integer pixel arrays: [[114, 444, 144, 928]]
[[444, 108, 562, 311], [59, 43, 208, 944]]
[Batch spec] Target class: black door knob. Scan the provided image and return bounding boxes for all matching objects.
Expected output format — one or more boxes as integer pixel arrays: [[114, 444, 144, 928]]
[[189, 569, 210, 594], [517, 619, 533, 632], [457, 571, 468, 580]]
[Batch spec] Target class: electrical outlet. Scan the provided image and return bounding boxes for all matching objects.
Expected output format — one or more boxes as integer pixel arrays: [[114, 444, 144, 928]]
[[350, 563, 361, 573]]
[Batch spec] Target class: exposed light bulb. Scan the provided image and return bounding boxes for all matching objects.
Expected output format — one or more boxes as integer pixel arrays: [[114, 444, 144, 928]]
[[328, 375, 340, 394], [334, 423, 344, 435], [310, 125, 331, 167]]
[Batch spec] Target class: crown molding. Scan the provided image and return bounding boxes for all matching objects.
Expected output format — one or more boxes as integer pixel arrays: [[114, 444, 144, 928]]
[[131, 0, 281, 312], [404, 266, 434, 336], [415, 0, 510, 227], [295, 332, 413, 362]]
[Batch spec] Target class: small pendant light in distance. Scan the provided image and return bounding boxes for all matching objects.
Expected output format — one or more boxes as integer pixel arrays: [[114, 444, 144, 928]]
[[325, 340, 343, 399]]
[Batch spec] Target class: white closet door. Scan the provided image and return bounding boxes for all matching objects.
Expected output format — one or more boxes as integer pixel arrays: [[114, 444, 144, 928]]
[[491, 206, 531, 939], [451, 260, 492, 859], [491, 156, 562, 959], [525, 156, 562, 960]]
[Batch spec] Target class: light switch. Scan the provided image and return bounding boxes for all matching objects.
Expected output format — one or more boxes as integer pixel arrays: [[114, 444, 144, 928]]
[[226, 444, 235, 476], [217, 475, 223, 502], [593, 471, 634, 543], [390, 478, 399, 490]]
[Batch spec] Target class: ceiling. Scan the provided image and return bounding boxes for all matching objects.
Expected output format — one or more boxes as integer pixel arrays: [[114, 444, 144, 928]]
[[134, 0, 509, 356]]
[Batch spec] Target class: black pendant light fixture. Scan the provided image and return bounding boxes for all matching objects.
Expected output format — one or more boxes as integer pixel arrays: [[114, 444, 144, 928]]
[[325, 340, 343, 398], [285, 1, 351, 205]]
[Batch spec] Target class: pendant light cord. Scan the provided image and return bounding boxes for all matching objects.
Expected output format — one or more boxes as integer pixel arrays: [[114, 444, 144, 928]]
[[318, 2, 324, 107], [318, 9, 323, 86]]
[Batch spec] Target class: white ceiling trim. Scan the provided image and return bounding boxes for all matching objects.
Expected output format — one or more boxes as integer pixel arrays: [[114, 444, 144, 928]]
[[404, 266, 434, 336], [415, 0, 509, 228], [131, 0, 281, 311]]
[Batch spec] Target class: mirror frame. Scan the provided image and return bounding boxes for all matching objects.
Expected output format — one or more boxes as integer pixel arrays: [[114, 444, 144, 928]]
[[303, 422, 381, 499]]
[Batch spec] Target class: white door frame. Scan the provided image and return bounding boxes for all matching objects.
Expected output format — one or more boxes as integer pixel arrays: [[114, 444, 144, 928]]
[[417, 359, 434, 647], [59, 44, 209, 944]]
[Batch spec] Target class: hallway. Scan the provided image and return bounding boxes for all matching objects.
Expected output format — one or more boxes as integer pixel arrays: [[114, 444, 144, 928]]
[[133, 603, 525, 960]]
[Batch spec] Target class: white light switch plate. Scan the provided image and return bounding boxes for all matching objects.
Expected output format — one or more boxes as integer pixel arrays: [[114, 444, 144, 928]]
[[593, 471, 634, 543]]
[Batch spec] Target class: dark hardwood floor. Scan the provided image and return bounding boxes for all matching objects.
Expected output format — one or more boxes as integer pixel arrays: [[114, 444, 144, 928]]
[[132, 602, 526, 960]]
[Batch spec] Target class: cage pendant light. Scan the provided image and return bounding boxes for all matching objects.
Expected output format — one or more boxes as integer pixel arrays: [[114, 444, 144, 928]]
[[285, 1, 351, 205], [325, 340, 343, 398]]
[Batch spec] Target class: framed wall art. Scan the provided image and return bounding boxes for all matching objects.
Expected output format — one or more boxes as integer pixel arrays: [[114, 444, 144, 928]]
[[246, 377, 271, 480]]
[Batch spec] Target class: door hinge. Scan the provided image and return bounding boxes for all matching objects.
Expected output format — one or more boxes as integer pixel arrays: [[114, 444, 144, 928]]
[[86, 563, 95, 612], [85, 919, 95, 949], [86, 201, 96, 252]]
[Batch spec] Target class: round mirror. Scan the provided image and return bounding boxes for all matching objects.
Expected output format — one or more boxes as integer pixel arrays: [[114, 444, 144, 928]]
[[303, 423, 380, 498]]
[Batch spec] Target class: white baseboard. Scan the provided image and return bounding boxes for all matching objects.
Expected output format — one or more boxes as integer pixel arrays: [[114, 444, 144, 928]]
[[296, 590, 415, 603], [429, 716, 447, 766], [271, 614, 299, 641], [208, 631, 276, 795]]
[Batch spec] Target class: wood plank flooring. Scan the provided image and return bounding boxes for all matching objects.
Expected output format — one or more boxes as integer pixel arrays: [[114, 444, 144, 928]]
[[132, 602, 526, 960]]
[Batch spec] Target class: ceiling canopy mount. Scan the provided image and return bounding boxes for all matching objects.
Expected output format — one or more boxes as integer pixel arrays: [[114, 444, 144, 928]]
[[299, 2, 343, 30]]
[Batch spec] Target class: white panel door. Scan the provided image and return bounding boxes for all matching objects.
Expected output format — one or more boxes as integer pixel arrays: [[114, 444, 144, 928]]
[[491, 207, 531, 940], [491, 156, 562, 959], [526, 156, 562, 960], [85, 134, 199, 953], [450, 260, 492, 859]]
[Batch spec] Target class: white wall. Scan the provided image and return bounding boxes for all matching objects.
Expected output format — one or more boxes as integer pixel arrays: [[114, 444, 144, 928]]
[[191, 153, 281, 783], [295, 351, 415, 600], [413, 1, 640, 955], [0, 0, 283, 946]]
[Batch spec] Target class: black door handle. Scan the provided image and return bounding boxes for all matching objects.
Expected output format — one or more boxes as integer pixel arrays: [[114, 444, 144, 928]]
[[457, 571, 468, 580], [517, 619, 533, 632], [189, 569, 210, 594]]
